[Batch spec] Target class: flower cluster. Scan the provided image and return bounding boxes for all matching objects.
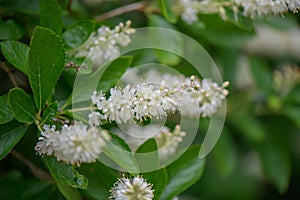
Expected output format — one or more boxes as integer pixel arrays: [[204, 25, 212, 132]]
[[90, 72, 228, 124], [177, 0, 300, 24], [235, 0, 300, 18], [109, 175, 154, 200], [273, 64, 300, 96], [35, 122, 110, 166], [72, 20, 135, 67]]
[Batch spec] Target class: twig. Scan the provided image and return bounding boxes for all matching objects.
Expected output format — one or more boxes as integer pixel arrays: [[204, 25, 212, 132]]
[[0, 62, 18, 87], [94, 2, 147, 22], [10, 149, 53, 182]]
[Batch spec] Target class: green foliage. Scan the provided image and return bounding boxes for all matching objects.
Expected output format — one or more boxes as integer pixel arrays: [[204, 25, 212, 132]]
[[8, 88, 36, 124], [0, 94, 14, 124], [62, 21, 95, 49], [39, 0, 63, 34], [28, 26, 65, 111], [1, 41, 29, 74], [44, 156, 88, 189], [158, 0, 177, 23], [0, 19, 25, 40]]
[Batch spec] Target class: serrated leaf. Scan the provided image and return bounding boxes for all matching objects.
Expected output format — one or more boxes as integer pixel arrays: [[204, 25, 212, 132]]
[[1, 40, 29, 74], [97, 56, 133, 93], [41, 102, 58, 125], [44, 156, 88, 189], [103, 133, 140, 173], [148, 14, 182, 66], [56, 182, 82, 200], [0, 19, 25, 40], [160, 146, 205, 200], [78, 161, 117, 199], [0, 94, 14, 124], [63, 21, 95, 49], [28, 26, 65, 111], [39, 0, 62, 34], [8, 88, 36, 124], [158, 0, 177, 23], [135, 138, 159, 172], [143, 168, 168, 200], [0, 125, 28, 160]]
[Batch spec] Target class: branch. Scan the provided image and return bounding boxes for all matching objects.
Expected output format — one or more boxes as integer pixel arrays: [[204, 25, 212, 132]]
[[94, 2, 147, 22], [0, 62, 18, 87], [10, 149, 53, 182]]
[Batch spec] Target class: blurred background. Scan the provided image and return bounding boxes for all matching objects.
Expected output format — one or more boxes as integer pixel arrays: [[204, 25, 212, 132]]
[[1, 0, 300, 199]]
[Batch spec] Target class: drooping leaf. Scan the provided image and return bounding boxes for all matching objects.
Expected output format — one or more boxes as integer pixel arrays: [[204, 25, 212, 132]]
[[148, 14, 182, 66], [63, 21, 95, 49], [96, 56, 133, 93], [56, 182, 82, 200], [44, 156, 88, 189], [158, 0, 177, 23], [160, 146, 206, 200], [1, 40, 29, 74], [102, 133, 139, 173], [0, 94, 14, 124], [0, 19, 25, 40], [39, 0, 62, 34], [78, 161, 117, 199], [28, 26, 65, 111], [0, 125, 28, 160], [8, 88, 36, 124]]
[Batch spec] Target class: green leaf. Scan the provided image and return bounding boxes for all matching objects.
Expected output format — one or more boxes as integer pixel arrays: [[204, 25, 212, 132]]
[[230, 115, 265, 143], [1, 40, 29, 74], [0, 19, 25, 40], [39, 0, 62, 34], [0, 125, 28, 160], [158, 0, 177, 23], [258, 136, 291, 193], [135, 138, 159, 172], [160, 146, 206, 200], [63, 21, 95, 49], [284, 106, 300, 129], [249, 57, 273, 94], [44, 156, 88, 189], [41, 102, 58, 125], [0, 94, 14, 124], [143, 168, 168, 200], [97, 56, 133, 93], [103, 133, 140, 173], [0, 0, 39, 15], [196, 14, 255, 47], [212, 129, 237, 177], [56, 182, 82, 200], [78, 161, 117, 199], [8, 88, 36, 124], [148, 14, 182, 66], [28, 26, 66, 111]]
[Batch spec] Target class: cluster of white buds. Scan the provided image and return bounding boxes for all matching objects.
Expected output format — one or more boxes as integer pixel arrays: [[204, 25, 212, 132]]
[[234, 0, 300, 18], [177, 0, 236, 24], [109, 175, 154, 200], [72, 20, 135, 67], [273, 65, 300, 96], [177, 0, 300, 24], [35, 122, 110, 166], [90, 72, 229, 124]]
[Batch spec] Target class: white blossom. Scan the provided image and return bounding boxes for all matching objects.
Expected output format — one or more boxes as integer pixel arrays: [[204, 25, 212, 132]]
[[88, 111, 101, 126], [72, 21, 135, 67], [109, 176, 154, 200], [35, 122, 110, 166]]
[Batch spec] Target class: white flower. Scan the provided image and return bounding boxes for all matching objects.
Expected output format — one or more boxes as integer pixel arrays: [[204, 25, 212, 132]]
[[88, 111, 101, 126], [72, 21, 135, 67], [109, 176, 154, 200], [179, 0, 199, 24], [35, 122, 110, 166]]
